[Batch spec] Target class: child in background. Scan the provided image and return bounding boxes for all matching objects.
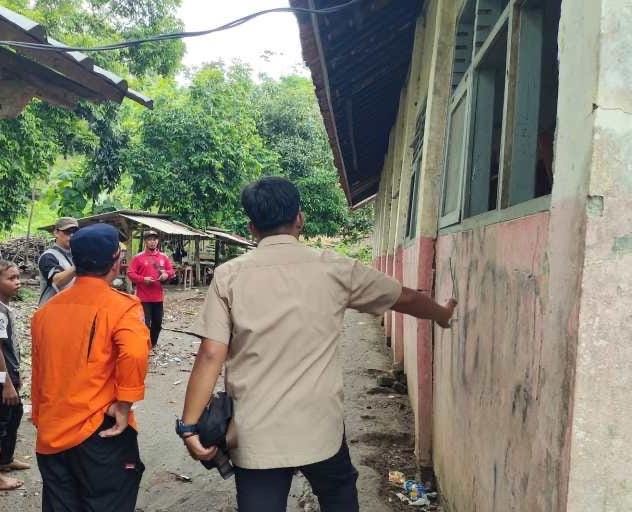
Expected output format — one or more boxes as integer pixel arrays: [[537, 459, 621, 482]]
[[0, 260, 30, 490]]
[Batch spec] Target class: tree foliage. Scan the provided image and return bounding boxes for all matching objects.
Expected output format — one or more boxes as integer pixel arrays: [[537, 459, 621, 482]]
[[0, 1, 184, 229], [255, 76, 348, 237], [127, 65, 278, 232], [0, 105, 59, 230], [30, 0, 184, 76], [0, 2, 373, 242]]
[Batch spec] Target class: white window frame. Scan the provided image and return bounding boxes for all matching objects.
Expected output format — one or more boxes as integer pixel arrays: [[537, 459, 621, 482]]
[[405, 105, 427, 240], [439, 76, 471, 229], [440, 0, 556, 230]]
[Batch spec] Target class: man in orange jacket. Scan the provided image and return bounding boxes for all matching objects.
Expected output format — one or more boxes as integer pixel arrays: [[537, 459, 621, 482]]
[[31, 223, 151, 512]]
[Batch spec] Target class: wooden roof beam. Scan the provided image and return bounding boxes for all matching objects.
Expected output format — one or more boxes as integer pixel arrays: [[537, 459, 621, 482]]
[[0, 79, 34, 118], [0, 18, 125, 104], [0, 47, 103, 110]]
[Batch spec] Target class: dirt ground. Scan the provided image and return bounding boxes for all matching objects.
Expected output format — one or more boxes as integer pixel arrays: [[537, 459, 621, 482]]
[[1, 288, 436, 512]]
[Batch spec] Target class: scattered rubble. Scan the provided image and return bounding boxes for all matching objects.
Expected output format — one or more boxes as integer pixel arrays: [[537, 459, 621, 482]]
[[368, 368, 408, 396], [388, 472, 440, 509], [0, 236, 49, 274]]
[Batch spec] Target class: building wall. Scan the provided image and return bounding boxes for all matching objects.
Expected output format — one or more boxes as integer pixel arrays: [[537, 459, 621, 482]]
[[372, 0, 632, 510], [373, 0, 566, 507], [564, 0, 632, 510], [433, 212, 551, 511], [378, 0, 455, 463]]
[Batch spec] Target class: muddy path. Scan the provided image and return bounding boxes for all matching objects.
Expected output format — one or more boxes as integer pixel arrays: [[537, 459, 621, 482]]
[[2, 288, 424, 512]]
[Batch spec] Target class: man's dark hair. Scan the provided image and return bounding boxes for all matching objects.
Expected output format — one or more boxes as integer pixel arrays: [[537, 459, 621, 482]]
[[240, 177, 301, 232]]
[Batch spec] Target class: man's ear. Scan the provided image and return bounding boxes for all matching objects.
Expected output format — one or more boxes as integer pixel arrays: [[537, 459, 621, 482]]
[[108, 258, 122, 280], [296, 212, 305, 232], [247, 222, 258, 239]]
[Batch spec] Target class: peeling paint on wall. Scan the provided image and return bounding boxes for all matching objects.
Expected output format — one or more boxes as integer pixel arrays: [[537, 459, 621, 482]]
[[586, 195, 604, 217], [612, 234, 632, 254], [433, 212, 551, 512]]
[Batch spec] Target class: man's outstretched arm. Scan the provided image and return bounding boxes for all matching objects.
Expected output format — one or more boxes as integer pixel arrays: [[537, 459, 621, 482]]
[[391, 287, 457, 328], [347, 259, 456, 327]]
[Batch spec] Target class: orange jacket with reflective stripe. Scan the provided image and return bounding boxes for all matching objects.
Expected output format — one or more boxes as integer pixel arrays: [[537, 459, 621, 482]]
[[31, 277, 150, 455]]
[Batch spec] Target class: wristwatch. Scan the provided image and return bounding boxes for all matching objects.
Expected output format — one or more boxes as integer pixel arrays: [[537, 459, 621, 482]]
[[175, 418, 198, 439]]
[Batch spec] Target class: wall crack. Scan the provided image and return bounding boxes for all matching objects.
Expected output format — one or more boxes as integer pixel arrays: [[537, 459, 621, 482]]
[[591, 103, 632, 116]]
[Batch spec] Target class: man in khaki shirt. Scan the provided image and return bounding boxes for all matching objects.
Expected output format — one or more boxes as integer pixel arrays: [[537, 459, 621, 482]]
[[179, 177, 456, 512]]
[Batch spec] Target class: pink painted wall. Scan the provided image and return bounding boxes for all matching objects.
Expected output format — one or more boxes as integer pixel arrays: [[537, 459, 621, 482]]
[[393, 247, 405, 365], [384, 254, 395, 341], [433, 212, 557, 512], [402, 236, 435, 464]]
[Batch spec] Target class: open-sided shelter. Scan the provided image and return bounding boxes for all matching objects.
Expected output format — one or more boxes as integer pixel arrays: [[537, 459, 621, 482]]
[[41, 210, 255, 286]]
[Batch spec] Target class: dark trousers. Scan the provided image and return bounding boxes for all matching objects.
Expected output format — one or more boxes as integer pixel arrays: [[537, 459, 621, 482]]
[[234, 438, 359, 512], [142, 301, 163, 347], [0, 388, 23, 465], [37, 416, 145, 512]]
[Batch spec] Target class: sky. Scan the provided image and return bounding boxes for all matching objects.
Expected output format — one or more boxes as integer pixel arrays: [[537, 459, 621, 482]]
[[177, 0, 308, 79]]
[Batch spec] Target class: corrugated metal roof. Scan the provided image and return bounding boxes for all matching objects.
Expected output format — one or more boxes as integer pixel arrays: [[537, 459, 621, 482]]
[[40, 210, 253, 245], [0, 5, 153, 109], [40, 210, 204, 238], [121, 215, 208, 238], [291, 0, 422, 207], [206, 229, 255, 248], [0, 6, 44, 39]]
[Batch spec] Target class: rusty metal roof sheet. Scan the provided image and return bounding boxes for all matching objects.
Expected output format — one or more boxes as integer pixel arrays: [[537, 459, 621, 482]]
[[120, 214, 208, 238], [291, 0, 421, 207], [40, 210, 208, 238], [0, 5, 153, 109], [206, 229, 255, 248]]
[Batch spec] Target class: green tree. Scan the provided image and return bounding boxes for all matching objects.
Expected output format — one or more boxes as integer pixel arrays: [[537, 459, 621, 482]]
[[255, 76, 348, 238], [127, 65, 279, 233], [1, 2, 373, 241], [0, 104, 59, 230], [30, 0, 185, 76], [2, 0, 187, 224]]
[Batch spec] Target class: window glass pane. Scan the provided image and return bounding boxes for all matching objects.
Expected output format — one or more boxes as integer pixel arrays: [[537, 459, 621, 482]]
[[467, 26, 508, 217], [405, 159, 420, 238], [442, 94, 467, 216], [508, 0, 561, 206]]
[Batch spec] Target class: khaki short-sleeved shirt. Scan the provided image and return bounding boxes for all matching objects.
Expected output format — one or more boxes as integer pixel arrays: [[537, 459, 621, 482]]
[[189, 235, 402, 469]]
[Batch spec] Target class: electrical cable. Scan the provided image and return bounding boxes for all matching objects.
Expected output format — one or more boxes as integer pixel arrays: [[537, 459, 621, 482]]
[[0, 0, 364, 53]]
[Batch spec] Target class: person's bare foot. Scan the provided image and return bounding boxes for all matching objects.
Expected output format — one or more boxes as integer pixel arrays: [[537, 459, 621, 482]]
[[0, 474, 23, 490], [0, 459, 31, 471]]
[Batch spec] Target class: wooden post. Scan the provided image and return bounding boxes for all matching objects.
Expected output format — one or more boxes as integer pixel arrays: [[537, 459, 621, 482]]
[[214, 237, 221, 266], [194, 237, 201, 285], [24, 185, 36, 265]]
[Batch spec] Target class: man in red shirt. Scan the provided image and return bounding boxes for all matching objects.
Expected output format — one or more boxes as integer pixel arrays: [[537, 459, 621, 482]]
[[127, 230, 175, 348]]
